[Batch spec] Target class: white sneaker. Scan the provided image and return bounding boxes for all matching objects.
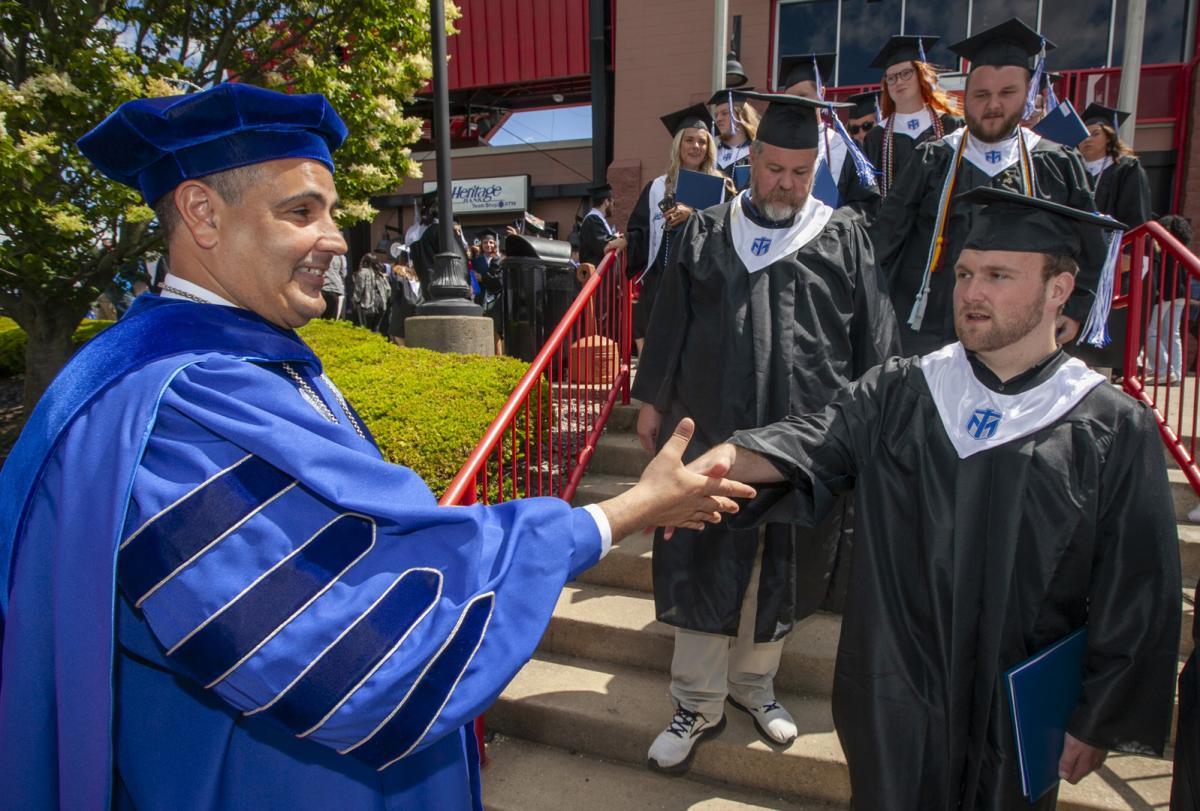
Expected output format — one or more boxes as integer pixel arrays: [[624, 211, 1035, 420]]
[[727, 696, 798, 745], [646, 705, 726, 774]]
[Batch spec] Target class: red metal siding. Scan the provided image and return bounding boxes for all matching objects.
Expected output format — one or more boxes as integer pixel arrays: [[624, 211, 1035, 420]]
[[448, 0, 591, 89]]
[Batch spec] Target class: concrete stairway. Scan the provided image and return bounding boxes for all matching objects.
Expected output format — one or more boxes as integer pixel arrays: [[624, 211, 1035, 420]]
[[482, 400, 1193, 810]]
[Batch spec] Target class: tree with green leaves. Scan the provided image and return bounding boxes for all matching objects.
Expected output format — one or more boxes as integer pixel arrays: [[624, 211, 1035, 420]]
[[0, 0, 445, 413]]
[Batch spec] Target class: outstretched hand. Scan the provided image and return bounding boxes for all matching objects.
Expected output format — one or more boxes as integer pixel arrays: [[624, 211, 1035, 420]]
[[596, 418, 756, 542]]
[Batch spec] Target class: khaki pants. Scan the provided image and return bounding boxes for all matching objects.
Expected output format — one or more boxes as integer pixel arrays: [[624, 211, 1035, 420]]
[[669, 537, 785, 718]]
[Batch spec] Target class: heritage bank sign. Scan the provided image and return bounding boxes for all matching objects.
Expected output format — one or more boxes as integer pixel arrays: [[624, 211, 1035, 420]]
[[423, 175, 529, 215]]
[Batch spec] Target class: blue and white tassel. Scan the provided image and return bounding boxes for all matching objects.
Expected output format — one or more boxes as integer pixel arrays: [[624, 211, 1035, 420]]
[[1079, 222, 1125, 347], [829, 112, 880, 187], [1024, 38, 1047, 120]]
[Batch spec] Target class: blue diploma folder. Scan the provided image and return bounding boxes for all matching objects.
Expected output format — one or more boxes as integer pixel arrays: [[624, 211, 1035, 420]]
[[675, 169, 727, 211], [733, 164, 751, 192], [1033, 100, 1089, 148], [1004, 627, 1088, 802]]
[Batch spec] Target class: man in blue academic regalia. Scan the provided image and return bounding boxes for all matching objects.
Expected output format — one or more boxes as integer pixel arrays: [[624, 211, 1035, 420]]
[[0, 84, 753, 810]]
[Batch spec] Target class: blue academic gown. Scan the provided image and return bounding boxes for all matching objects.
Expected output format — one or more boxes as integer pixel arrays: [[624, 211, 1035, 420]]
[[0, 295, 602, 809]]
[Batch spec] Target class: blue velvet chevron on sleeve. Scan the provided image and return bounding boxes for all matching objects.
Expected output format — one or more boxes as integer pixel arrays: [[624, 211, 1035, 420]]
[[118, 355, 602, 771]]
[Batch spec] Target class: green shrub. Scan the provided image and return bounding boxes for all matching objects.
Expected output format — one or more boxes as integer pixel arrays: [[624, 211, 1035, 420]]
[[0, 319, 114, 377], [297, 320, 534, 496]]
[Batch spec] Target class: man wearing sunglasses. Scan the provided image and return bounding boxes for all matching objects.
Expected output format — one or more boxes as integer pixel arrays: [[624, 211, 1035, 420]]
[[844, 90, 880, 147]]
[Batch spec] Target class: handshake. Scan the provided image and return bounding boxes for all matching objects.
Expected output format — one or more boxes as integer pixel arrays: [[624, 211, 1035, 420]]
[[594, 418, 760, 542]]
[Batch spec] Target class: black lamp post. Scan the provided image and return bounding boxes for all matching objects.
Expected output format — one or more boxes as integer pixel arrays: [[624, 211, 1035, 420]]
[[418, 0, 482, 317]]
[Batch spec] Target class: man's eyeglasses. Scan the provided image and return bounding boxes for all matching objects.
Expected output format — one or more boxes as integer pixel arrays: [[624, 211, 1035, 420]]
[[848, 121, 875, 135], [884, 67, 916, 85]]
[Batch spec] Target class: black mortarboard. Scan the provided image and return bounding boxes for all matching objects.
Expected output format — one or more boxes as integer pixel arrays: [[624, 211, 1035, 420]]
[[740, 91, 848, 150], [948, 18, 1053, 71], [869, 35, 939, 70], [1082, 103, 1129, 130], [958, 186, 1124, 260], [778, 53, 836, 90], [1040, 70, 1063, 90], [846, 91, 881, 119], [660, 103, 714, 137], [707, 87, 756, 107], [588, 183, 613, 204], [478, 228, 498, 238], [77, 83, 347, 206]]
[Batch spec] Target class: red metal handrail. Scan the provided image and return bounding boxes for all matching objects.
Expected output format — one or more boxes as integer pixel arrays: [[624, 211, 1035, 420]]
[[438, 248, 630, 762], [1118, 221, 1200, 496], [440, 249, 631, 508]]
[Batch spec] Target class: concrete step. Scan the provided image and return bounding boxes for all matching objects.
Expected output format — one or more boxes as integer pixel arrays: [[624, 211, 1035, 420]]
[[604, 401, 643, 434], [588, 431, 653, 477], [482, 735, 835, 811], [576, 526, 654, 593], [1171, 467, 1200, 523], [542, 582, 840, 698], [489, 652, 1175, 810]]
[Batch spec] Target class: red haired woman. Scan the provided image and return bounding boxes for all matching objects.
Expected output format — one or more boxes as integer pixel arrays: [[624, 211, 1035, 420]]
[[863, 35, 963, 199]]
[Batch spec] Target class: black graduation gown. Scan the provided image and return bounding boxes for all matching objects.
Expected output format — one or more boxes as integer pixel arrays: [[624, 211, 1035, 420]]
[[863, 113, 964, 198], [1174, 582, 1199, 810], [624, 179, 677, 340], [871, 135, 1102, 355], [834, 150, 881, 222], [387, 272, 421, 338], [729, 355, 1181, 810], [630, 201, 900, 641], [578, 212, 612, 268], [1093, 155, 1152, 230]]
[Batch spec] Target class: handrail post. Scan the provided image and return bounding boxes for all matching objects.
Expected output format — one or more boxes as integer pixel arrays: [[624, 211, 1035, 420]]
[[1124, 233, 1146, 390]]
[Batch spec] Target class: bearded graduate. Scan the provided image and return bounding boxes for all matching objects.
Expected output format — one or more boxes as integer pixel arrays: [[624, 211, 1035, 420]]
[[0, 85, 754, 810], [871, 18, 1104, 356], [861, 35, 963, 200], [688, 187, 1181, 810], [778, 53, 880, 217], [631, 91, 899, 775]]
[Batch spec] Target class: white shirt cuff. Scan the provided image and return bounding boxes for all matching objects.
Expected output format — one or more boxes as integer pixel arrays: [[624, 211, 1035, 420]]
[[582, 503, 613, 559]]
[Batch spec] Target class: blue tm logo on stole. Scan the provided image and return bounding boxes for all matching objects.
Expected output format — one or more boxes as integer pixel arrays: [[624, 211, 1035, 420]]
[[751, 237, 772, 256], [967, 408, 1002, 440], [907, 118, 920, 130], [985, 150, 1003, 164]]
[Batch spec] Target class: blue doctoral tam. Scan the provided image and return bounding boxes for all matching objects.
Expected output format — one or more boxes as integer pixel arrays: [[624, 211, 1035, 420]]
[[77, 83, 348, 206]]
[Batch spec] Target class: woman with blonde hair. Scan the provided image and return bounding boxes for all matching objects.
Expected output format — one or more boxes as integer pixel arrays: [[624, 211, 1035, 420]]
[[709, 88, 759, 179], [606, 103, 733, 348], [1078, 103, 1151, 229], [863, 35, 963, 199]]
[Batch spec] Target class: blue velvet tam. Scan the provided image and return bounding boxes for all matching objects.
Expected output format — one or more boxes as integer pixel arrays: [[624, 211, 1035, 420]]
[[77, 83, 349, 206]]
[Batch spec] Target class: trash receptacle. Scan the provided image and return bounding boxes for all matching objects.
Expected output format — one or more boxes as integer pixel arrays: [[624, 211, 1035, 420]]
[[501, 234, 578, 362]]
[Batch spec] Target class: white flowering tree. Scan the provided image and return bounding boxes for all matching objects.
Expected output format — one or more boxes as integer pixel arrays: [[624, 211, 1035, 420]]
[[0, 0, 445, 413]]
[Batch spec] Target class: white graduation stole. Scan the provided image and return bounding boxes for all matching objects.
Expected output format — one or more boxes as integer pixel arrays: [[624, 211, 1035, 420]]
[[919, 342, 1105, 460], [893, 108, 933, 139], [728, 191, 833, 274], [944, 126, 1043, 178], [639, 175, 668, 283]]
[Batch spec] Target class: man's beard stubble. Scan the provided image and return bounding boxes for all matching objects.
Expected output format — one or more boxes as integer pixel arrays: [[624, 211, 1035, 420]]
[[965, 106, 1024, 144], [955, 286, 1047, 352]]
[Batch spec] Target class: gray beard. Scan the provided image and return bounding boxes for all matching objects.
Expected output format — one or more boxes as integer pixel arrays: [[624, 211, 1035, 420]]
[[760, 199, 801, 221]]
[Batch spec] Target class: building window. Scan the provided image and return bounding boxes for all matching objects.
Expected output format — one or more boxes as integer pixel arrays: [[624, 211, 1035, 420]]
[[776, 0, 840, 84], [839, 0, 907, 85], [1040, 0, 1114, 71], [776, 0, 1194, 86], [1113, 0, 1191, 65], [484, 105, 592, 148], [903, 3, 969, 69]]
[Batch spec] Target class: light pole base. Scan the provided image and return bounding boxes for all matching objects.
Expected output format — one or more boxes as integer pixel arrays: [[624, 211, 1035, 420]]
[[404, 315, 495, 356]]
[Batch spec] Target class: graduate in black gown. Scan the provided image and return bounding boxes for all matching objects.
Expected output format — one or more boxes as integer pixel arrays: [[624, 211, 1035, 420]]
[[690, 187, 1181, 810], [777, 53, 879, 217], [632, 91, 899, 775], [1078, 103, 1152, 229], [709, 88, 757, 182], [844, 90, 880, 148], [1173, 581, 1199, 809], [861, 35, 963, 200], [604, 103, 731, 351], [871, 18, 1104, 356]]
